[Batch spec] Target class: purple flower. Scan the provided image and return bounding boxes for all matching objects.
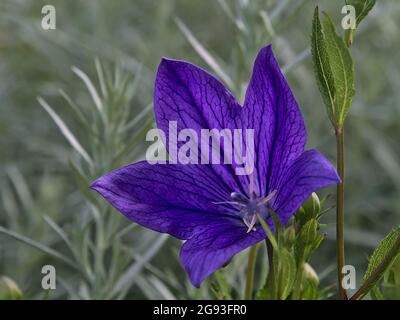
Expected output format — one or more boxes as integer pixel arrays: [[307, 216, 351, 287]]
[[91, 45, 340, 287]]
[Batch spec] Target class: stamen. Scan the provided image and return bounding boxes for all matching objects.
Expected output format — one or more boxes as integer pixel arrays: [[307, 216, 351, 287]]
[[257, 189, 277, 206], [230, 192, 249, 204], [246, 214, 257, 233], [213, 189, 277, 233]]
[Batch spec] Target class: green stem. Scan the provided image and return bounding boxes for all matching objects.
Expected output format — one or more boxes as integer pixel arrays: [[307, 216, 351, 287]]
[[244, 244, 259, 300], [350, 234, 400, 300], [336, 127, 347, 300], [265, 238, 276, 299]]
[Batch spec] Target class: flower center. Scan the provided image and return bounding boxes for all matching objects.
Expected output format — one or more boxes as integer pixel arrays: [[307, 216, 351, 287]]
[[214, 190, 277, 233]]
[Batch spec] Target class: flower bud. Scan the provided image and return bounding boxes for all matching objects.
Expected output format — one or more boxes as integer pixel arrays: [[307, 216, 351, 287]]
[[303, 263, 320, 286], [0, 276, 23, 300]]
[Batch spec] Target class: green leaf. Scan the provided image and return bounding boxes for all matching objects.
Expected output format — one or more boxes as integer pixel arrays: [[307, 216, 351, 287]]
[[175, 17, 234, 89], [301, 277, 320, 300], [277, 248, 297, 300], [344, 0, 376, 46], [72, 66, 103, 112], [311, 7, 336, 127], [322, 13, 355, 127], [295, 219, 319, 263], [0, 226, 78, 270], [370, 287, 384, 300], [299, 219, 318, 245], [358, 227, 400, 299], [363, 228, 400, 281], [38, 97, 93, 165], [347, 0, 376, 27]]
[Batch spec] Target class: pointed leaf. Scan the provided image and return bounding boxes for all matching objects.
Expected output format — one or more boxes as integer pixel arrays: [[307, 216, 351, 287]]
[[175, 17, 234, 89], [0, 226, 77, 269], [72, 66, 103, 112], [38, 97, 93, 165], [347, 0, 376, 27], [357, 227, 400, 299], [311, 7, 336, 127], [322, 13, 355, 127]]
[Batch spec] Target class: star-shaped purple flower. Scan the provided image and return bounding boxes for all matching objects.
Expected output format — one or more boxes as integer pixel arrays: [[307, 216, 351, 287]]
[[91, 45, 340, 287]]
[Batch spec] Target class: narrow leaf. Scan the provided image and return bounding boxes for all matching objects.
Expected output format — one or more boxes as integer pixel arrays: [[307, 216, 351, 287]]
[[175, 17, 234, 89], [112, 234, 168, 297], [72, 66, 103, 112], [38, 97, 93, 165], [0, 226, 77, 269]]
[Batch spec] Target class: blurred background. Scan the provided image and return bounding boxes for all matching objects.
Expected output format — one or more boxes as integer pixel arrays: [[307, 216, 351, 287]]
[[0, 0, 399, 299]]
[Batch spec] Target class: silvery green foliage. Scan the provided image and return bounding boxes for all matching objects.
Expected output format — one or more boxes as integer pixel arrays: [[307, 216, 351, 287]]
[[2, 62, 173, 299]]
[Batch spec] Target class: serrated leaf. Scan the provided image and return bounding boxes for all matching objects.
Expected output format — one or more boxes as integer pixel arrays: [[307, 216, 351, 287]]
[[311, 7, 336, 127], [277, 248, 297, 300], [358, 227, 400, 299], [363, 228, 400, 281], [322, 13, 355, 127]]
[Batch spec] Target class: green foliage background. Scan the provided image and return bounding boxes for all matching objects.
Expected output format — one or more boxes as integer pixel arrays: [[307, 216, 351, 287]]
[[0, 0, 399, 299]]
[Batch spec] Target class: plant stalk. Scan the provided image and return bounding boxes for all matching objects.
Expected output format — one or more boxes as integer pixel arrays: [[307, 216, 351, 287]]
[[265, 238, 276, 299], [335, 127, 347, 299], [244, 244, 259, 300]]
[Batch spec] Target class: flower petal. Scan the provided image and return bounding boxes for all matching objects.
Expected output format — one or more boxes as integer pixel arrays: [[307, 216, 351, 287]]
[[90, 161, 241, 239], [272, 149, 340, 224], [242, 45, 307, 197], [180, 221, 265, 287], [154, 58, 241, 144], [154, 57, 247, 194]]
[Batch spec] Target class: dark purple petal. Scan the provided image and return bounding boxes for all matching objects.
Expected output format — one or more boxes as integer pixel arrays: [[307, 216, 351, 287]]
[[154, 57, 247, 195], [271, 149, 340, 224], [242, 45, 307, 197], [154, 58, 241, 145], [180, 222, 265, 287], [90, 161, 241, 240]]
